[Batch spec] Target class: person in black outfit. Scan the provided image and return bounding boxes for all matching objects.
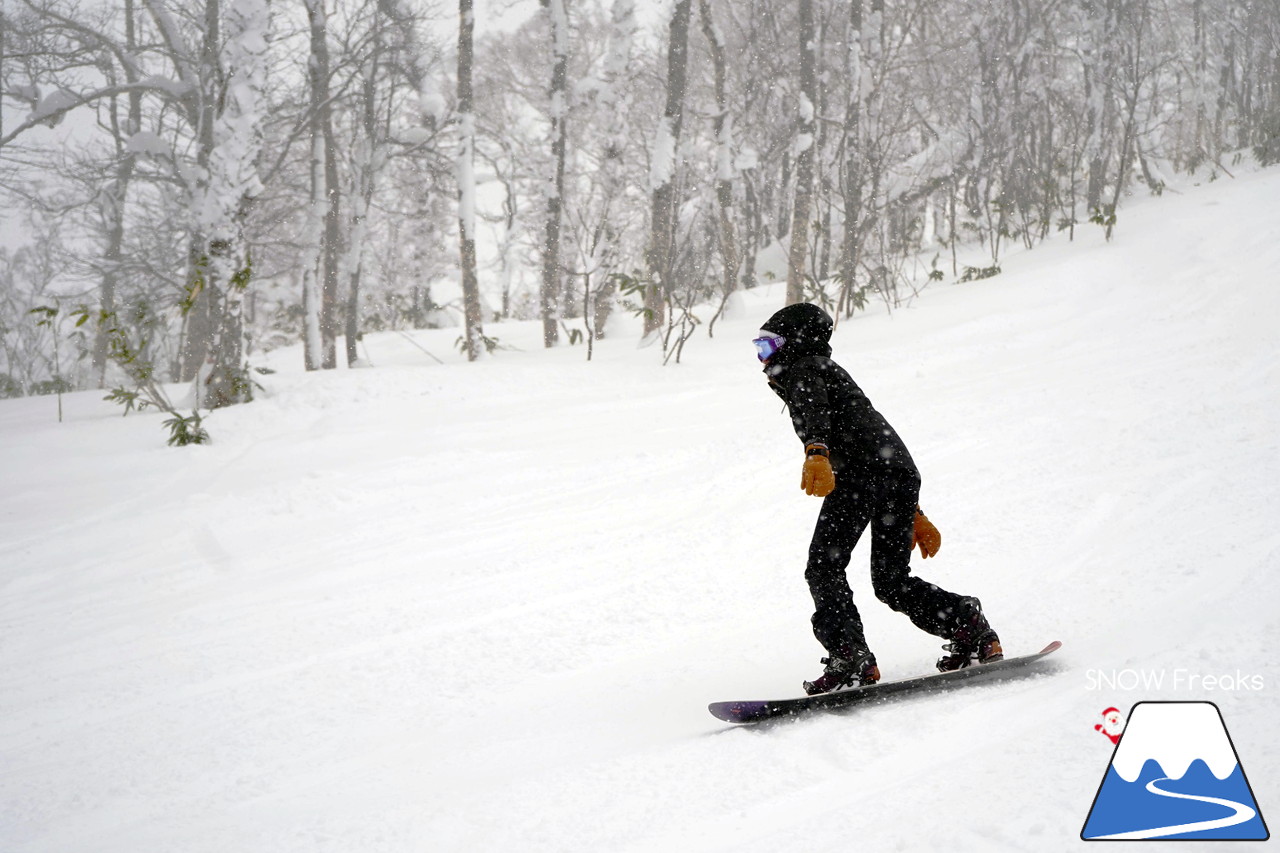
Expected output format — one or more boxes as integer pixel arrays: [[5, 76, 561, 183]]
[[754, 303, 1003, 694]]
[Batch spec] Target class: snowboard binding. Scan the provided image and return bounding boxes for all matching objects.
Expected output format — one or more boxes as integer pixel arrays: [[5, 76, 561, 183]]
[[936, 597, 1003, 672], [803, 646, 880, 695]]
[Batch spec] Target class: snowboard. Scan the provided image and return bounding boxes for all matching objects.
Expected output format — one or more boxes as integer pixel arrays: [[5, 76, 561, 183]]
[[709, 640, 1062, 724]]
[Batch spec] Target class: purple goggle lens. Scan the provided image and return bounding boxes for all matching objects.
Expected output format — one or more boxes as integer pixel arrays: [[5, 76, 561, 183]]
[[753, 334, 785, 362]]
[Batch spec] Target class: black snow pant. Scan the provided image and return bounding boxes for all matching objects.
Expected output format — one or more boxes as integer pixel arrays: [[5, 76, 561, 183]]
[[805, 467, 966, 658]]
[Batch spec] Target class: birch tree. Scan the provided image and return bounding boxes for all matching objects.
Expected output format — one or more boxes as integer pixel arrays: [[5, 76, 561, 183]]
[[1101, 0, 1155, 241], [300, 0, 342, 371], [85, 0, 144, 388], [456, 0, 485, 360], [697, 0, 738, 306], [784, 0, 817, 305], [838, 0, 866, 315], [588, 0, 638, 340], [3, 0, 270, 403], [193, 0, 270, 406], [538, 0, 569, 348], [341, 2, 387, 367], [642, 0, 692, 340]]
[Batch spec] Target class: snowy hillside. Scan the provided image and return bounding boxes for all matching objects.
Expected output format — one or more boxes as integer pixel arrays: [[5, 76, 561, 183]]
[[2, 166, 1278, 852]]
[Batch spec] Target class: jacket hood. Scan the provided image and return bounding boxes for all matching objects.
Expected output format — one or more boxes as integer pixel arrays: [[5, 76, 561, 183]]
[[760, 302, 834, 362]]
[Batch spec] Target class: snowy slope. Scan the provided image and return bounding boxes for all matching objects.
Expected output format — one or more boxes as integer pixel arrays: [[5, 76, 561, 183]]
[[2, 167, 1279, 852]]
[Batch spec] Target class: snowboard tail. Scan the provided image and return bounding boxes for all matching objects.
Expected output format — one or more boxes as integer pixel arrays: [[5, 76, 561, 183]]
[[709, 641, 1062, 724]]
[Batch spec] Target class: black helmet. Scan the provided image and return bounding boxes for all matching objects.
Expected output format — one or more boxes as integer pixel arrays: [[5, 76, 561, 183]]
[[760, 303, 833, 360]]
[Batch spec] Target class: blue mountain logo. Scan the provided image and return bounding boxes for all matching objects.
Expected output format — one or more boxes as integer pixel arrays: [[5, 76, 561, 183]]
[[1082, 701, 1269, 840]]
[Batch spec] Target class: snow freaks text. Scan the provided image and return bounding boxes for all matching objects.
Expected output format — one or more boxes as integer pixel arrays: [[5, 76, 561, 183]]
[[1086, 669, 1265, 692]]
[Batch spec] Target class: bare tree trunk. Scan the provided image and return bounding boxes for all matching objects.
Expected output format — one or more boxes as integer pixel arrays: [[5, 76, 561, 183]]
[[742, 176, 761, 288], [345, 6, 384, 367], [1193, 0, 1208, 166], [812, 11, 832, 285], [321, 128, 341, 369], [1106, 0, 1151, 241], [698, 0, 738, 299], [457, 0, 485, 360], [785, 0, 817, 305], [591, 0, 638, 341], [302, 104, 324, 371], [175, 0, 222, 383], [199, 0, 268, 408], [303, 0, 340, 370], [319, 10, 342, 370], [539, 0, 569, 348], [644, 0, 692, 339], [179, 234, 213, 381], [838, 0, 885, 318], [94, 0, 142, 387], [1082, 0, 1117, 214]]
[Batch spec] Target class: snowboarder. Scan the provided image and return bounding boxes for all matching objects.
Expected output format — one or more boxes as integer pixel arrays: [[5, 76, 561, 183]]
[[753, 302, 1003, 695]]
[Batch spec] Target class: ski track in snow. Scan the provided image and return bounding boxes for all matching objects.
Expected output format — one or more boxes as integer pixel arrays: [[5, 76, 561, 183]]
[[2, 166, 1279, 851]]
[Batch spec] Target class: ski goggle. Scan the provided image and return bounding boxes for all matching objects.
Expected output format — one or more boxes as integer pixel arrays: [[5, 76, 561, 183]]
[[753, 333, 786, 362]]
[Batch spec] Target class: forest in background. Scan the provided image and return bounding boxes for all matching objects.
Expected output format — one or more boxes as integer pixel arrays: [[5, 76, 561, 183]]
[[1, 0, 1278, 410]]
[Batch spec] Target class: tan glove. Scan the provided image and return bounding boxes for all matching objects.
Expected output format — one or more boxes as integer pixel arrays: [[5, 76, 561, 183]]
[[800, 443, 835, 497], [912, 506, 941, 558]]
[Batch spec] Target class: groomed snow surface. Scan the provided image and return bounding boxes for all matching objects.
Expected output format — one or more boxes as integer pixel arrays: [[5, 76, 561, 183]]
[[3, 167, 1279, 851]]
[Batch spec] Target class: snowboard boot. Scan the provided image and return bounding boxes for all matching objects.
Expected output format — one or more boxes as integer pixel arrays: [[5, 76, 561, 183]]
[[803, 645, 880, 695], [936, 596, 1003, 672]]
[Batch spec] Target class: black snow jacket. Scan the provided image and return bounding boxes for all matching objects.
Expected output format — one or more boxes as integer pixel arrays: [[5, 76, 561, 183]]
[[761, 303, 917, 480]]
